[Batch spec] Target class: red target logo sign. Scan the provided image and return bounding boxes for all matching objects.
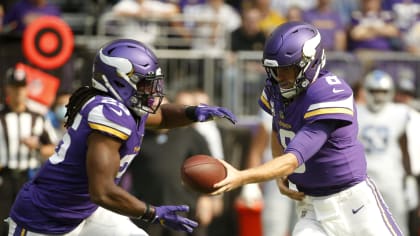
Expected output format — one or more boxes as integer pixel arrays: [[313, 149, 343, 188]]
[[22, 16, 74, 70]]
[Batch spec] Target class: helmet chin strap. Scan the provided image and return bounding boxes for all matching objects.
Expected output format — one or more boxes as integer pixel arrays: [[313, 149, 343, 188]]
[[280, 86, 300, 99], [280, 70, 310, 99], [280, 53, 323, 100]]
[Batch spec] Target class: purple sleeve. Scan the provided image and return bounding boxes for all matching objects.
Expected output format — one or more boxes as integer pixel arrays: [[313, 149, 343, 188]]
[[285, 120, 337, 165]]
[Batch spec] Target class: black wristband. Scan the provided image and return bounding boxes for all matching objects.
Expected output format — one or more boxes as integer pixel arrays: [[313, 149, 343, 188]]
[[185, 106, 198, 121], [139, 203, 156, 222]]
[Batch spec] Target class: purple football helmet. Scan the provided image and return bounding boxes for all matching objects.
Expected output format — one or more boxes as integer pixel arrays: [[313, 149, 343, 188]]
[[262, 22, 326, 99], [92, 39, 164, 117]]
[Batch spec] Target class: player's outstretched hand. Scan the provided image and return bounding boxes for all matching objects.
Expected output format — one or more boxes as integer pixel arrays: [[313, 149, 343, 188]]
[[277, 177, 305, 201], [195, 104, 237, 124], [210, 159, 243, 195], [154, 205, 198, 233]]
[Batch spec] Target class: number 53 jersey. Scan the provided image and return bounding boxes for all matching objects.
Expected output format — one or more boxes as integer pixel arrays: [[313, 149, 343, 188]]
[[357, 102, 410, 188], [258, 70, 367, 196], [10, 95, 147, 234]]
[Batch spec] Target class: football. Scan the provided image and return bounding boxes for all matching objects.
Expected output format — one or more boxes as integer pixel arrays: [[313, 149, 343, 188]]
[[181, 154, 227, 194]]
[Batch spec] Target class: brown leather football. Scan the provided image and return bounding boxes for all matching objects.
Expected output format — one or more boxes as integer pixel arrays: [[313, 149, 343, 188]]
[[181, 154, 227, 194]]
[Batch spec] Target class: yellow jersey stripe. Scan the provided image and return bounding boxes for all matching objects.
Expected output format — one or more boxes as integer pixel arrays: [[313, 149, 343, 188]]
[[304, 107, 353, 119], [89, 123, 129, 140], [260, 94, 271, 110]]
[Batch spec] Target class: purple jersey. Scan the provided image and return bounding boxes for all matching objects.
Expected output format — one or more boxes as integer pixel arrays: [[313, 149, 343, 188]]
[[10, 95, 147, 234], [258, 70, 367, 196]]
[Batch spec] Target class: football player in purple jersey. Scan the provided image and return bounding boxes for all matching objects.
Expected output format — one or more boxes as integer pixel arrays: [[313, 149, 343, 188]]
[[212, 22, 403, 236], [7, 39, 237, 236]]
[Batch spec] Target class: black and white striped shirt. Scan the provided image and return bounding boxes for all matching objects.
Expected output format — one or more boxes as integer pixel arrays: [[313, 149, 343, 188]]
[[0, 106, 58, 170]]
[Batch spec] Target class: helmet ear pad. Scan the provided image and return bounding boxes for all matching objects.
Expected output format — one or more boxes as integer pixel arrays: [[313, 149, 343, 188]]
[[297, 76, 310, 89]]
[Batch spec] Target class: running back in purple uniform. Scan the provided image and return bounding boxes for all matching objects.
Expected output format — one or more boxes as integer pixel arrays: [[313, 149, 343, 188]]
[[212, 22, 402, 236], [10, 95, 145, 233], [8, 39, 237, 236]]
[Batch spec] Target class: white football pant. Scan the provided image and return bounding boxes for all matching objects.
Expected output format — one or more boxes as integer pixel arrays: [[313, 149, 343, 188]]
[[8, 207, 148, 236], [293, 178, 403, 236]]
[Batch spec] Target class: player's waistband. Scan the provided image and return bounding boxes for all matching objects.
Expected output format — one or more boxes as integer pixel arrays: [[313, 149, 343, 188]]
[[299, 176, 366, 197], [305, 177, 369, 201]]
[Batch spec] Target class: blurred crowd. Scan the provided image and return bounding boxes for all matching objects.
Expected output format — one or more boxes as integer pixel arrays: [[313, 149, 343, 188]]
[[0, 0, 419, 54]]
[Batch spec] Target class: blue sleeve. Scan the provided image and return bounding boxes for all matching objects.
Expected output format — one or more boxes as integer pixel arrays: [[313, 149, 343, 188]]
[[285, 120, 337, 165]]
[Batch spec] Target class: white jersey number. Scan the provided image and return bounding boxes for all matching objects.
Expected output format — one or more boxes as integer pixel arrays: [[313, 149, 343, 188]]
[[360, 125, 389, 154]]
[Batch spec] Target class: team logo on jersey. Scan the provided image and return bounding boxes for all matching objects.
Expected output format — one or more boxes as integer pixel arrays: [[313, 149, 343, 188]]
[[110, 107, 123, 116]]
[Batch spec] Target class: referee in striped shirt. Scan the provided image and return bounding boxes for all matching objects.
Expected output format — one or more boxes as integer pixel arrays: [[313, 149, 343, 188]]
[[0, 67, 57, 236]]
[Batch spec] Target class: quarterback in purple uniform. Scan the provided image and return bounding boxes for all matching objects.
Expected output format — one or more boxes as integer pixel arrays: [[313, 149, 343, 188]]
[[7, 39, 236, 236], [212, 22, 402, 235]]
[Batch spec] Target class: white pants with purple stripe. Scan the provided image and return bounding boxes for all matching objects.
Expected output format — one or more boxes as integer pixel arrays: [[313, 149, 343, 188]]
[[8, 207, 148, 236], [293, 178, 403, 236]]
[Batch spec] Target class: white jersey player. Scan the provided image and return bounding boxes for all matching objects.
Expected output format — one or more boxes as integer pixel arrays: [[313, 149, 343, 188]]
[[357, 70, 416, 236]]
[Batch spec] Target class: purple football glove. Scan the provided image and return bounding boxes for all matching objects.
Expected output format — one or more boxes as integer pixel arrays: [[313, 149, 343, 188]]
[[195, 104, 237, 124], [154, 205, 198, 233]]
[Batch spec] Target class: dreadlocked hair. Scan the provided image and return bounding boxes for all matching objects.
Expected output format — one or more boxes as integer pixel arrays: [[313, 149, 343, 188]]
[[64, 86, 108, 128]]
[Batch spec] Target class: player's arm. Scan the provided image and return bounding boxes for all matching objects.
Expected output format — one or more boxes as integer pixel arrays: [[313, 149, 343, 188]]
[[212, 120, 337, 195], [86, 131, 198, 232], [214, 129, 299, 194], [214, 152, 299, 195], [86, 131, 151, 218], [400, 132, 412, 176], [146, 103, 236, 129]]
